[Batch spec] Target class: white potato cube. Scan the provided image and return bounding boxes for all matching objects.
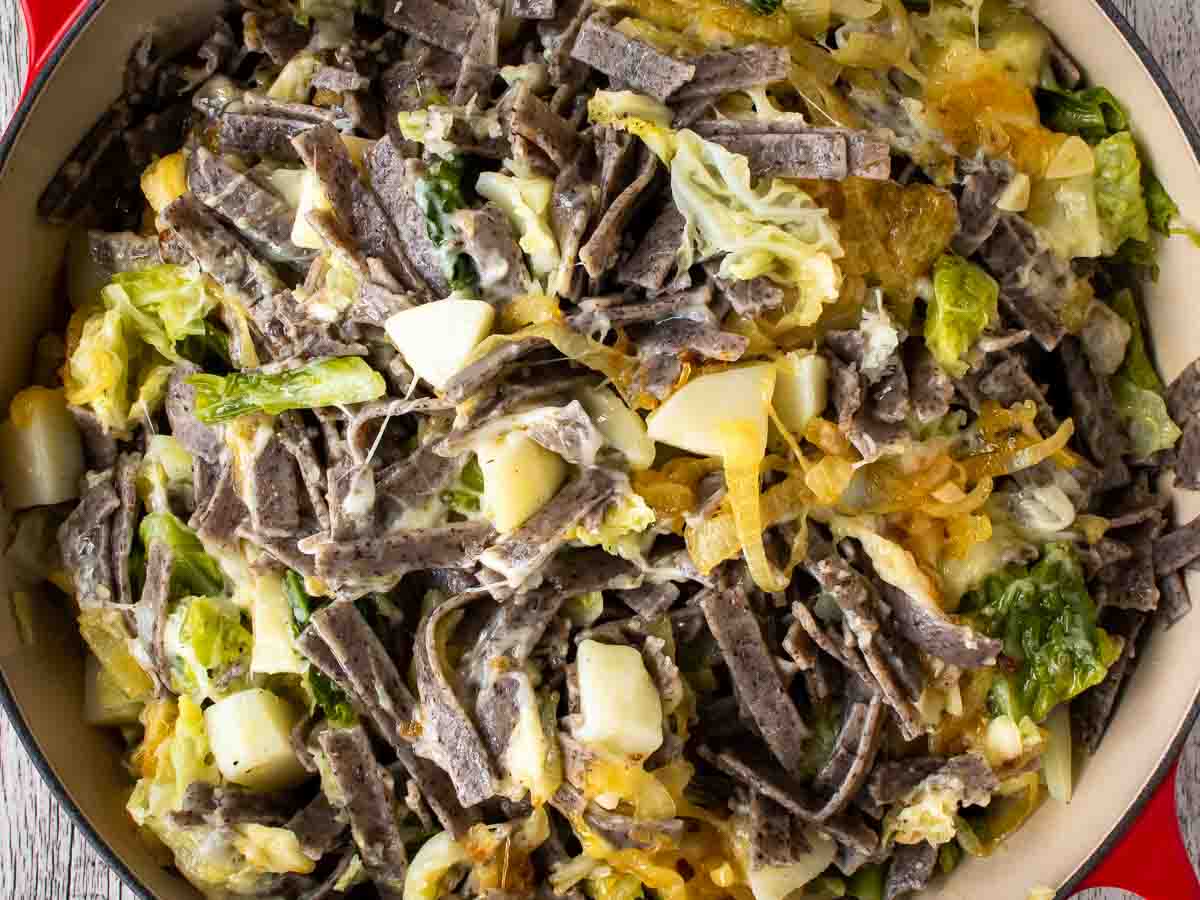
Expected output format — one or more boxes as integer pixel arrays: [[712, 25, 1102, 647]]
[[575, 639, 662, 758], [84, 654, 143, 727], [996, 172, 1032, 212], [747, 829, 836, 900], [646, 364, 776, 458], [405, 832, 470, 900], [773, 352, 829, 435], [250, 573, 305, 676], [266, 168, 307, 209], [575, 385, 655, 470], [290, 170, 333, 250], [984, 715, 1024, 768], [477, 432, 566, 533], [290, 136, 373, 249], [385, 300, 495, 390], [204, 689, 308, 790], [0, 387, 85, 510]]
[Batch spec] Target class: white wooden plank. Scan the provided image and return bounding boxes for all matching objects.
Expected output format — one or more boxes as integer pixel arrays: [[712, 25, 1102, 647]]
[[0, 719, 77, 899], [1114, 0, 1200, 127], [0, 0, 25, 127]]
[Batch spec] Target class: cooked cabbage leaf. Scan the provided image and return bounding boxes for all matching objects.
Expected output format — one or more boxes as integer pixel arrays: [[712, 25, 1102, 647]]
[[670, 131, 843, 326], [177, 321, 232, 372], [140, 512, 225, 598], [884, 782, 963, 847], [587, 90, 678, 165], [1144, 170, 1180, 236], [441, 455, 485, 517], [189, 357, 386, 422], [1111, 376, 1181, 458], [589, 93, 844, 328], [139, 436, 195, 515], [1094, 132, 1151, 255], [1108, 289, 1162, 393], [105, 265, 222, 358], [1106, 289, 1179, 457], [165, 595, 253, 701], [79, 606, 155, 700], [232, 825, 316, 876], [1036, 85, 1128, 144], [925, 254, 999, 377], [415, 154, 480, 292], [1110, 237, 1160, 279], [307, 667, 357, 727], [130, 695, 219, 815], [64, 264, 225, 435], [961, 543, 1121, 722], [127, 696, 289, 895], [282, 570, 358, 725], [475, 172, 561, 280], [572, 488, 655, 560], [283, 569, 317, 631]]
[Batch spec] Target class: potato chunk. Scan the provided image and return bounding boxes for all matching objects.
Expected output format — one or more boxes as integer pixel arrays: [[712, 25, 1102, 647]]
[[249, 573, 305, 676], [773, 352, 829, 435], [477, 431, 567, 533], [204, 689, 308, 790], [385, 299, 495, 390], [646, 364, 776, 458], [0, 387, 85, 510], [575, 639, 663, 758]]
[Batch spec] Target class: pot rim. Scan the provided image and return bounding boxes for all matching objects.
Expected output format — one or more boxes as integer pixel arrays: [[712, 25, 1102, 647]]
[[1, 1, 1198, 898]]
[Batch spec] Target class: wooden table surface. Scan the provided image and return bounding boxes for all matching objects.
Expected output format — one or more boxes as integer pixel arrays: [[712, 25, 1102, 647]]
[[0, 1, 1198, 898]]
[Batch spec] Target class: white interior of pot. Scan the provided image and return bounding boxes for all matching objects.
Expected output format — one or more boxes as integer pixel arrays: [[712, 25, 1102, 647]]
[[0, 1, 1197, 897]]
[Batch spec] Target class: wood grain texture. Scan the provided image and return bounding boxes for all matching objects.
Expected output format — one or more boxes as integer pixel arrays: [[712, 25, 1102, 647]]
[[0, 1, 1197, 899]]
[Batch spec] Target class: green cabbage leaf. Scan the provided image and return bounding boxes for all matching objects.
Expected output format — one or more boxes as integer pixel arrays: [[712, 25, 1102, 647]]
[[924, 254, 999, 377], [64, 264, 224, 435], [961, 543, 1121, 723], [1094, 132, 1151, 255], [589, 91, 844, 328], [165, 595, 252, 701], [1111, 377, 1181, 458], [1107, 290, 1180, 458], [415, 154, 480, 293], [189, 357, 386, 422], [140, 512, 225, 599], [1036, 85, 1127, 144]]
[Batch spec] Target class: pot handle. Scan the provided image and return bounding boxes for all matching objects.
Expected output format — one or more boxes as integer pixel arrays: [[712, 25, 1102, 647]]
[[18, 0, 89, 99], [1074, 761, 1200, 899]]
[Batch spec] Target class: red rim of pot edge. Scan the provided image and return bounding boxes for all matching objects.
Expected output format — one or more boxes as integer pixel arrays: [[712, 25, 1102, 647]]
[[3, 1, 1200, 897]]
